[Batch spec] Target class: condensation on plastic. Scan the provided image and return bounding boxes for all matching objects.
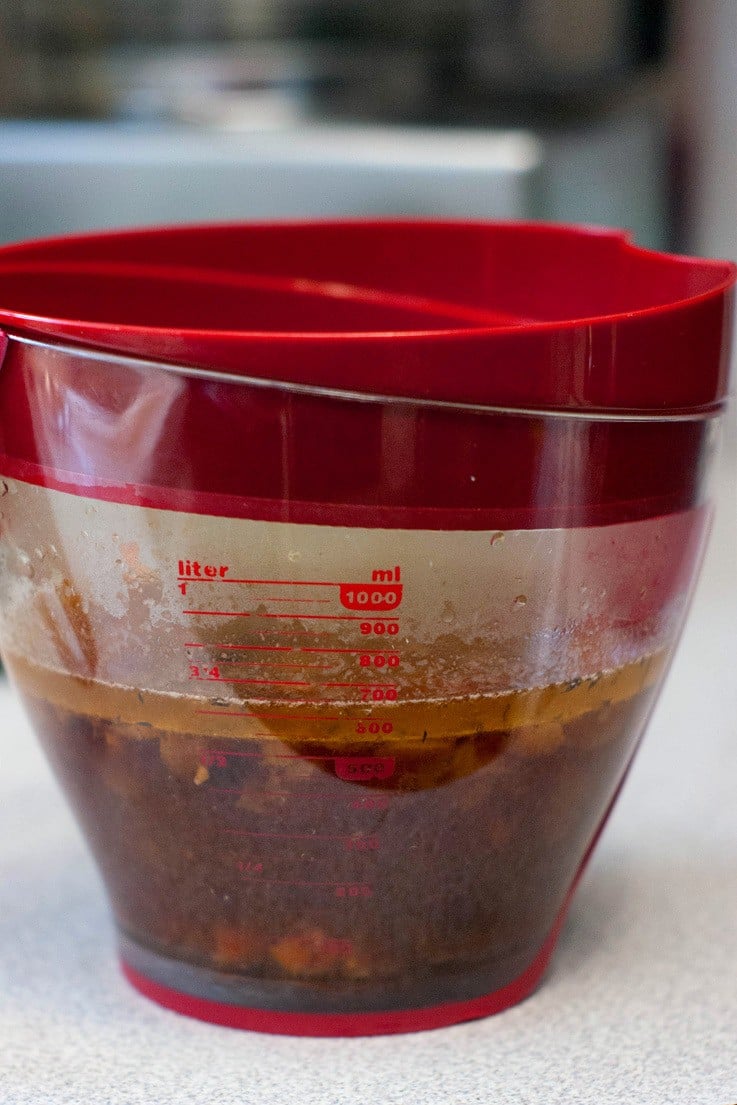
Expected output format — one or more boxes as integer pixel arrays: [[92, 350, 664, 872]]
[[0, 479, 710, 713]]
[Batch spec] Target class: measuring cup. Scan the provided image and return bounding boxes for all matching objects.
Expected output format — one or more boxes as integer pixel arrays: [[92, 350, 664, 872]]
[[0, 221, 733, 1036]]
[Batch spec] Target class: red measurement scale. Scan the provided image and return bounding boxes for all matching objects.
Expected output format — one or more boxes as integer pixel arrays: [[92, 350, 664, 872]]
[[178, 560, 404, 903]]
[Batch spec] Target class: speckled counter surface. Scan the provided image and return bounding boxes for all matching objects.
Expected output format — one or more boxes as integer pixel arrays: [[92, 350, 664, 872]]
[[2, 440, 736, 1105]]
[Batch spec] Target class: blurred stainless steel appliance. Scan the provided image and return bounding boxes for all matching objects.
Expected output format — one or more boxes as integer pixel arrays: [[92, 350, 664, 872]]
[[0, 122, 541, 243]]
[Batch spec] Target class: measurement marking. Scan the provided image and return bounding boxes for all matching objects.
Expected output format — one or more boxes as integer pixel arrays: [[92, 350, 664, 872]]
[[192, 676, 313, 687], [208, 749, 337, 761], [270, 630, 330, 636], [178, 577, 340, 587], [322, 682, 397, 689], [195, 710, 340, 720], [184, 610, 251, 617], [185, 643, 292, 652], [213, 661, 331, 670], [301, 647, 398, 654], [225, 829, 350, 842], [185, 610, 396, 622], [305, 701, 373, 708], [258, 613, 398, 621]]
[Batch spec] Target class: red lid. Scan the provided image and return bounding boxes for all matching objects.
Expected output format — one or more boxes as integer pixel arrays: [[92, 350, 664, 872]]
[[0, 220, 733, 414]]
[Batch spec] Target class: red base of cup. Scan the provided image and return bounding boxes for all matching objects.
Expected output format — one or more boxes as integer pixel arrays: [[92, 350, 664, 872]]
[[120, 910, 564, 1037]]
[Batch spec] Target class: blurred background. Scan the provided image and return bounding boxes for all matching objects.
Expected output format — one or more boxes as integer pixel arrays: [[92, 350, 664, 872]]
[[0, 0, 733, 259]]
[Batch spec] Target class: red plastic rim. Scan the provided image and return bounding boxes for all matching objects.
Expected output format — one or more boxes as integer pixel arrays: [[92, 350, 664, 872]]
[[0, 220, 733, 412]]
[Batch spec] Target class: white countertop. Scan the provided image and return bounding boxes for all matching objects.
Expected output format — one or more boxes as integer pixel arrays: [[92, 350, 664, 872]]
[[2, 434, 736, 1105]]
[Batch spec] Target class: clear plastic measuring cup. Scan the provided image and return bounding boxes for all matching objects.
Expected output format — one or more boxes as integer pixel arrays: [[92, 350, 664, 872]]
[[0, 221, 733, 1035]]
